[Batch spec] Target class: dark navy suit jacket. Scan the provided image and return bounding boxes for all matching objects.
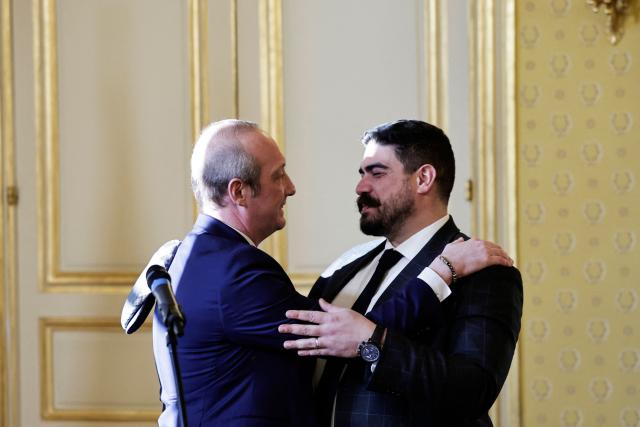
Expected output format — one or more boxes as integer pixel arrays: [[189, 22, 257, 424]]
[[309, 218, 523, 427], [153, 214, 318, 427]]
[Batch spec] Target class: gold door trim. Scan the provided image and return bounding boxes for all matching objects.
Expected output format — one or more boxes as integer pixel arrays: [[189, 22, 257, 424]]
[[470, 0, 520, 425], [40, 317, 156, 421], [425, 0, 448, 130], [1, 0, 19, 424]]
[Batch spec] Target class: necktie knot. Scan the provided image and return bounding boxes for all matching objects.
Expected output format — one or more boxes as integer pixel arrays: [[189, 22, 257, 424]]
[[350, 248, 403, 315], [378, 249, 403, 271]]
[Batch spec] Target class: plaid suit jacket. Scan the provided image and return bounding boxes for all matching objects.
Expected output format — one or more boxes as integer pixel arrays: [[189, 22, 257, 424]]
[[309, 218, 523, 427]]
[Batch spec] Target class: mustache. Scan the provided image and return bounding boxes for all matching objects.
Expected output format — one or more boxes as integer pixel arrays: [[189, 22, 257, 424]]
[[357, 193, 381, 211]]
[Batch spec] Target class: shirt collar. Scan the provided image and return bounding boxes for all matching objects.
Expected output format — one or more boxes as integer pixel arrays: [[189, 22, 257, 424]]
[[201, 210, 256, 246], [384, 214, 450, 259]]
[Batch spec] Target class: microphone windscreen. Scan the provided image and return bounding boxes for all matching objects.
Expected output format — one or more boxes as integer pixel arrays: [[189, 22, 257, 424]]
[[146, 264, 171, 286]]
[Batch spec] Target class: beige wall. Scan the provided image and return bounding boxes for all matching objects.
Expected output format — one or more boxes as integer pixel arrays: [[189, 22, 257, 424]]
[[517, 2, 639, 426]]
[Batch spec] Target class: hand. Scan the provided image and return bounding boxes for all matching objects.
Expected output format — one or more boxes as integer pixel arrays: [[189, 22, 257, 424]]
[[429, 237, 513, 284], [278, 299, 375, 357]]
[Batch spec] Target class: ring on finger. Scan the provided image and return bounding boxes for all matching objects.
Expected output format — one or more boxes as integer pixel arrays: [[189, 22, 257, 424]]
[[314, 337, 319, 349]]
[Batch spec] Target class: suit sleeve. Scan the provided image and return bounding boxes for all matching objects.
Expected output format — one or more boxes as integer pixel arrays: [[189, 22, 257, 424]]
[[368, 265, 523, 420], [219, 246, 319, 350]]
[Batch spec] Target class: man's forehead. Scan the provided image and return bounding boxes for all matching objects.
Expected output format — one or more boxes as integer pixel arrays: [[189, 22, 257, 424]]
[[361, 141, 398, 165]]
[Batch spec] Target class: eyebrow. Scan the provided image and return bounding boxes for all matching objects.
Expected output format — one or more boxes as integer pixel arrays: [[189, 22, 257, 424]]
[[359, 162, 389, 174]]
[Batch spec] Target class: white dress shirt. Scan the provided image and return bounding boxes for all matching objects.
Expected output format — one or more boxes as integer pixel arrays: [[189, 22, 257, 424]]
[[328, 214, 452, 313]]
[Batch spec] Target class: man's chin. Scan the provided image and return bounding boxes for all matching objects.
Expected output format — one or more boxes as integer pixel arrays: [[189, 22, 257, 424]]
[[360, 219, 385, 236]]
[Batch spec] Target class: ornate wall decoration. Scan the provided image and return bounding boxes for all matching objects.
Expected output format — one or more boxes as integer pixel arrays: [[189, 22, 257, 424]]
[[588, 377, 612, 403], [560, 408, 584, 427], [526, 260, 546, 283], [610, 111, 633, 133], [609, 51, 631, 74], [616, 289, 638, 313], [559, 348, 581, 371], [580, 141, 603, 165], [523, 144, 543, 166], [579, 82, 601, 106], [613, 231, 636, 253], [583, 200, 605, 224], [521, 25, 541, 48], [525, 202, 546, 224], [531, 377, 553, 400], [580, 23, 600, 45], [550, 53, 572, 77], [619, 349, 639, 371], [556, 289, 578, 313], [620, 408, 640, 427], [611, 170, 635, 193], [583, 259, 606, 283], [551, 113, 573, 136], [554, 231, 577, 254], [521, 85, 541, 108], [587, 319, 610, 343], [552, 171, 575, 195], [528, 319, 550, 342]]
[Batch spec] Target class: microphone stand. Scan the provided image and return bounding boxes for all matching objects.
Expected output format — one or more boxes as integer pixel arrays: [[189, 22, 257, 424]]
[[164, 313, 188, 427]]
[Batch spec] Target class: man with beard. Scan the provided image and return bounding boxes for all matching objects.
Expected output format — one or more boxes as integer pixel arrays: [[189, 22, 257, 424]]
[[279, 119, 523, 426]]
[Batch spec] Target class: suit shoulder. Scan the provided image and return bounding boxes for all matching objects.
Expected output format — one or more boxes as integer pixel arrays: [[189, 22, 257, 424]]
[[320, 238, 385, 277]]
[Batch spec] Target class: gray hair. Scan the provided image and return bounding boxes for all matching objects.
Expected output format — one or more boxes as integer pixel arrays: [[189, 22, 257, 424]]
[[191, 120, 262, 208]]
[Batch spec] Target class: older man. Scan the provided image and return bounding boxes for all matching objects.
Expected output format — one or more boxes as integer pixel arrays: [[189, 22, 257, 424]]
[[137, 119, 512, 427], [280, 120, 523, 427], [152, 120, 317, 427]]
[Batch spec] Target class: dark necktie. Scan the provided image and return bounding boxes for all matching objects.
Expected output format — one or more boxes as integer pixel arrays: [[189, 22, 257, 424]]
[[315, 249, 403, 426], [351, 249, 403, 314]]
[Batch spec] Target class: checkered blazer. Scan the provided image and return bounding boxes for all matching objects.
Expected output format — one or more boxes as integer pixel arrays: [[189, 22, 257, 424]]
[[309, 218, 523, 427]]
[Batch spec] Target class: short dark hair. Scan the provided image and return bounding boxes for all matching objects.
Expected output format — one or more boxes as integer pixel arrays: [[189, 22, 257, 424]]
[[361, 119, 455, 202]]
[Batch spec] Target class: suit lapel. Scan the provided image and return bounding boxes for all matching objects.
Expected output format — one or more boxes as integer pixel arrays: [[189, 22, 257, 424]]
[[373, 217, 463, 308], [320, 241, 386, 303]]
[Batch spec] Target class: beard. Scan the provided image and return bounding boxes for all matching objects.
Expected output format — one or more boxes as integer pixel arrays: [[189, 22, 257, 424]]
[[357, 182, 415, 237]]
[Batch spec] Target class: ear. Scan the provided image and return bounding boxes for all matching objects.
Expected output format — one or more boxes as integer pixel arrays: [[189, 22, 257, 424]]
[[416, 164, 437, 194], [228, 178, 249, 207]]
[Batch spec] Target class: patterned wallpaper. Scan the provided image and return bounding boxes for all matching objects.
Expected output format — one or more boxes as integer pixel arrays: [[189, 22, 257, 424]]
[[517, 1, 639, 426]]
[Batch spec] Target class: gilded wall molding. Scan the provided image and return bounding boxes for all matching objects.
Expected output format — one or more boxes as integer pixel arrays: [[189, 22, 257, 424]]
[[34, 0, 207, 292], [189, 0, 209, 142], [1, 0, 19, 424], [40, 317, 156, 421], [469, 0, 519, 425], [258, 0, 316, 290], [425, 0, 448, 130]]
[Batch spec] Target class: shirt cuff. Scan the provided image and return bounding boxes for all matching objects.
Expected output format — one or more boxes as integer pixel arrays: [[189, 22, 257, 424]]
[[417, 267, 452, 302]]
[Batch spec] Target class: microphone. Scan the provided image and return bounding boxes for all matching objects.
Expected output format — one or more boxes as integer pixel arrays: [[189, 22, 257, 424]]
[[146, 265, 185, 336]]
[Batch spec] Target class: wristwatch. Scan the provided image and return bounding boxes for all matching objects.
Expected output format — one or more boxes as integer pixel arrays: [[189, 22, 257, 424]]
[[357, 324, 385, 363]]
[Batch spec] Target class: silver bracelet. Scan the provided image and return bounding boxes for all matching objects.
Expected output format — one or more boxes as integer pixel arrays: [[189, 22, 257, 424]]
[[438, 255, 457, 283]]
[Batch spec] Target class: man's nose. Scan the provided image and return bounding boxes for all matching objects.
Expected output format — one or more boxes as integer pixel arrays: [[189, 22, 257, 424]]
[[355, 177, 369, 195], [285, 173, 296, 196]]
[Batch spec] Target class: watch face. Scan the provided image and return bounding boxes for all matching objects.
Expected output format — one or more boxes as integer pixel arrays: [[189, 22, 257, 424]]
[[360, 343, 380, 363]]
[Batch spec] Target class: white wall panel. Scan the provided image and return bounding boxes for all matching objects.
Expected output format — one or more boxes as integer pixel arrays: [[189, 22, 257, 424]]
[[282, 0, 426, 272], [51, 328, 157, 411], [57, 0, 193, 273]]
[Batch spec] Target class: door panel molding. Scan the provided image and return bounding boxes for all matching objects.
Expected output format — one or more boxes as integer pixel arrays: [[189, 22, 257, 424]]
[[40, 317, 157, 421], [33, 0, 206, 293]]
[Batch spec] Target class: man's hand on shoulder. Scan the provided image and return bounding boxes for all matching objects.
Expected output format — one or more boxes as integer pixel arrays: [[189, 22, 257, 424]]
[[430, 237, 514, 285]]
